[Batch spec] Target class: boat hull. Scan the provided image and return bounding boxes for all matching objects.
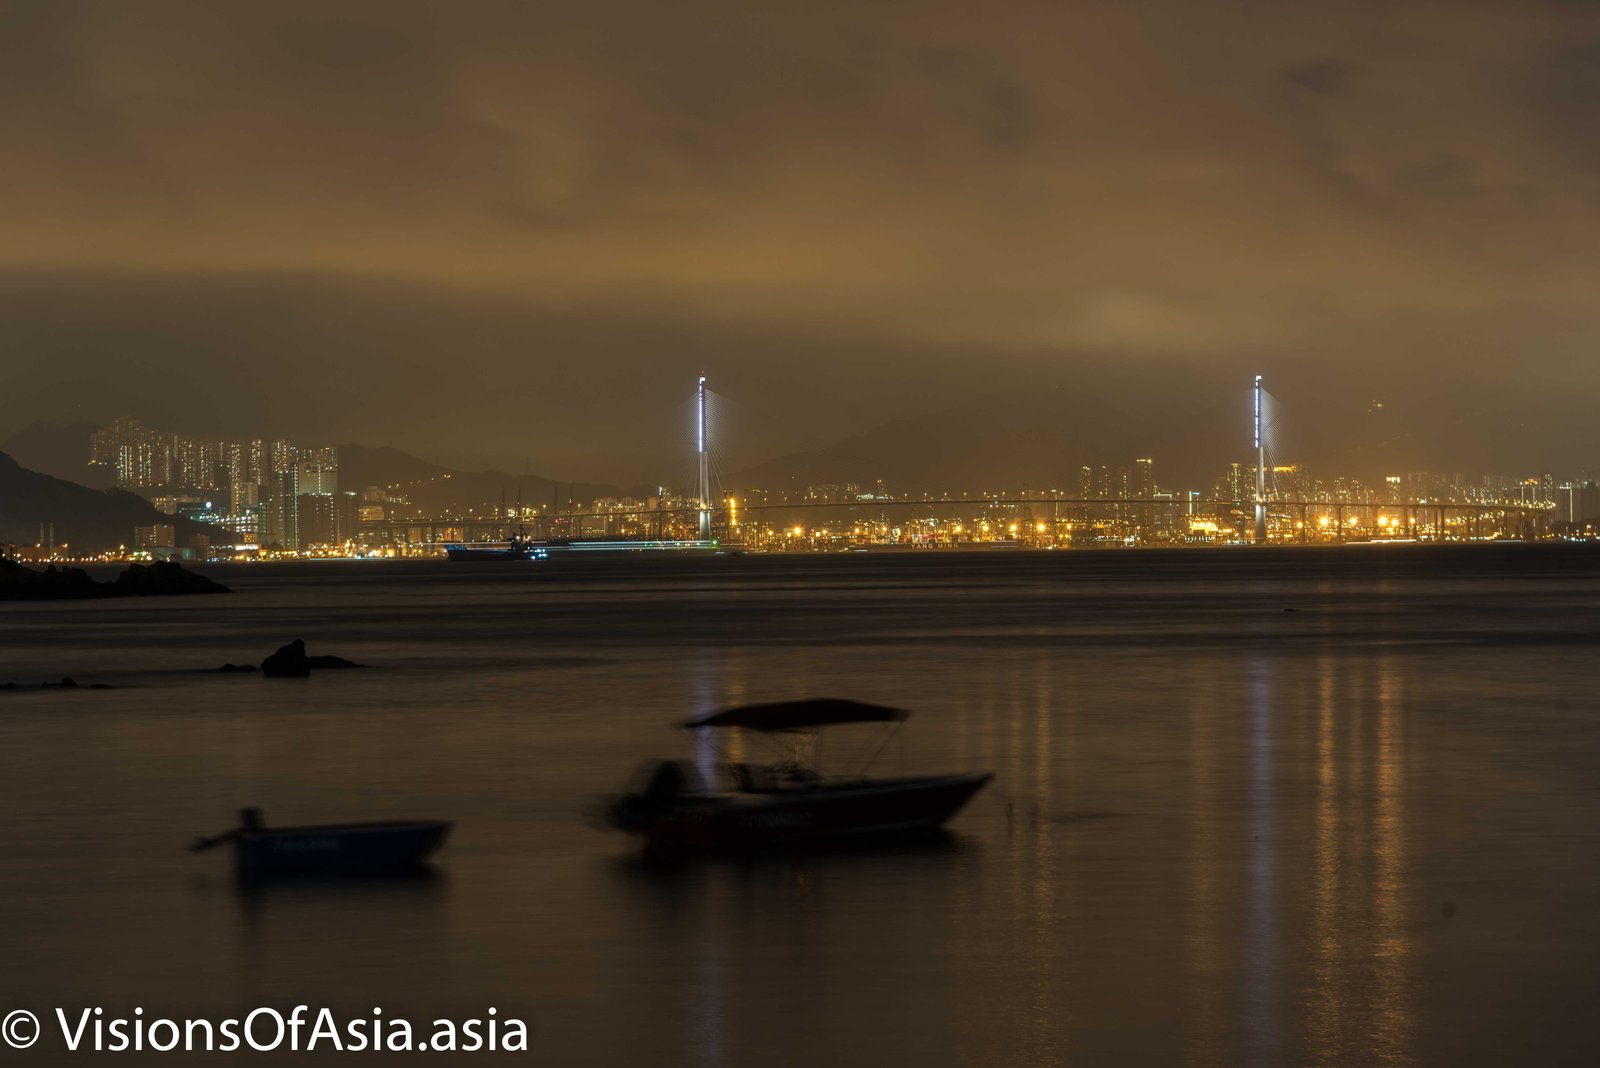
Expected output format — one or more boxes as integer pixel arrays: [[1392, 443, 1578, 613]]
[[232, 821, 452, 871], [445, 545, 543, 561], [632, 772, 993, 850]]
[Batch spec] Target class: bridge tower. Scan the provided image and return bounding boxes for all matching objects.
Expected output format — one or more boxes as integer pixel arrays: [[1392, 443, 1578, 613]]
[[1254, 374, 1267, 544], [697, 374, 711, 541]]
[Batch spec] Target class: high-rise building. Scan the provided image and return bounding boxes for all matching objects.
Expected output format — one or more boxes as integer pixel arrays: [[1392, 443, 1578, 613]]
[[296, 454, 338, 496], [263, 467, 300, 549], [1133, 458, 1155, 498], [173, 437, 225, 490], [334, 491, 361, 545], [292, 449, 340, 547], [297, 493, 337, 547], [92, 417, 174, 490], [1557, 481, 1600, 525], [1272, 465, 1301, 501], [230, 480, 259, 515], [270, 440, 299, 477], [246, 440, 267, 486]]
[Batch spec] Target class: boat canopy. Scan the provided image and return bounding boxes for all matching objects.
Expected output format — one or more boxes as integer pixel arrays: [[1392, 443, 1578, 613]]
[[683, 698, 909, 732]]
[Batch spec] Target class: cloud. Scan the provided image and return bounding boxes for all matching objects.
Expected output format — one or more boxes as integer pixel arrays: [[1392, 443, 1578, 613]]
[[1285, 60, 1359, 99], [0, 0, 1596, 473]]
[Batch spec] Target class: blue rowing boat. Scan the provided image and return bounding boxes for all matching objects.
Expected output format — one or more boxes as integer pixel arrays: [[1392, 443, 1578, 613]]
[[192, 809, 452, 872]]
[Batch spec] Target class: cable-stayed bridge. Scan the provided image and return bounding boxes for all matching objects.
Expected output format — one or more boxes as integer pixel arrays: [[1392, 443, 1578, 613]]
[[393, 375, 1557, 551]]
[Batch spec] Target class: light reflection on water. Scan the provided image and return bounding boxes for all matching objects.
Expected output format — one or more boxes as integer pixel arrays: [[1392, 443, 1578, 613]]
[[1373, 660, 1412, 1066], [1, 549, 1598, 1067], [1185, 678, 1224, 1066], [1246, 655, 1282, 1065], [1307, 656, 1343, 1066]]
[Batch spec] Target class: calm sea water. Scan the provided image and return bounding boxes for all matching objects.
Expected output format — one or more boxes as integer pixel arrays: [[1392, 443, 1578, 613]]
[[2, 546, 1598, 1066]]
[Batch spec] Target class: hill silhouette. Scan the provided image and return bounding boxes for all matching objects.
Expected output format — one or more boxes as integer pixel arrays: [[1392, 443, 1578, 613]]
[[336, 443, 619, 511], [724, 380, 1517, 499], [0, 451, 202, 552], [0, 421, 110, 489]]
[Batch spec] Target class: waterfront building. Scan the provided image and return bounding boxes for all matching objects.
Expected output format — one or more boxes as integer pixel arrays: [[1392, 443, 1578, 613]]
[[133, 523, 176, 550], [298, 493, 337, 547], [263, 467, 300, 550]]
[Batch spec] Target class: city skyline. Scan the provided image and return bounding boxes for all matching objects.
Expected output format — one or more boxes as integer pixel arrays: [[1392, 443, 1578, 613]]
[[14, 367, 1600, 495], [75, 410, 1598, 513], [6, 403, 1593, 559]]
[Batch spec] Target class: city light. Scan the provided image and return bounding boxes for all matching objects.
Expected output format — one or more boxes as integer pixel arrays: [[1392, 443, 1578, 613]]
[[26, 408, 1574, 564]]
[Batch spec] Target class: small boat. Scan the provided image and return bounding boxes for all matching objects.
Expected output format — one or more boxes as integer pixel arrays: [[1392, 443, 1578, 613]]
[[604, 699, 993, 850], [190, 808, 452, 872]]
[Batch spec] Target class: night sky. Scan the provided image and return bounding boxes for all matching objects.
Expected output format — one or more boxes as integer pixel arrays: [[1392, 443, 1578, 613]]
[[2, 1, 1596, 482]]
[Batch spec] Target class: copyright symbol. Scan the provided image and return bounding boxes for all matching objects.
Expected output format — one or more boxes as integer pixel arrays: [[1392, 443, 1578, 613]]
[[2, 1009, 39, 1049]]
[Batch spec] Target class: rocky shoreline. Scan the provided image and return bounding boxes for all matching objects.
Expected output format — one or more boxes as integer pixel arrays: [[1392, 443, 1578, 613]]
[[0, 558, 230, 600]]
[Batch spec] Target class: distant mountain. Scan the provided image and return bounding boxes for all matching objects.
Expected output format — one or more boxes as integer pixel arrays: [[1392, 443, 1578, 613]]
[[336, 443, 618, 510], [726, 382, 1507, 499], [0, 421, 111, 489], [335, 444, 449, 493], [0, 452, 204, 552], [729, 393, 1194, 498]]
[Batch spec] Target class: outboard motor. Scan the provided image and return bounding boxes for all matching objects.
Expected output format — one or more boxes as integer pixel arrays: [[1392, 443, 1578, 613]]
[[606, 760, 688, 832]]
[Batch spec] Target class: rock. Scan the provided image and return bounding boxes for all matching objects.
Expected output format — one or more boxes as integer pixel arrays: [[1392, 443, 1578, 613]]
[[260, 640, 312, 678], [1, 557, 229, 600], [112, 560, 230, 596], [2, 681, 15, 690], [42, 676, 78, 688], [217, 663, 258, 673], [0, 559, 101, 600], [260, 640, 366, 677], [306, 655, 363, 670]]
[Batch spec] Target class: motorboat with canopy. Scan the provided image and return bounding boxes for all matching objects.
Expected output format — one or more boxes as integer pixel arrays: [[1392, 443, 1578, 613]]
[[604, 698, 993, 849]]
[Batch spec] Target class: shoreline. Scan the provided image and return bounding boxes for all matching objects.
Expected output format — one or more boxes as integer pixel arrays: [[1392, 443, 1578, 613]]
[[13, 535, 1597, 569]]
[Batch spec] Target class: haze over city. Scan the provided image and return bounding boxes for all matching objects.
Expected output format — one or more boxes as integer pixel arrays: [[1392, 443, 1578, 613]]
[[7, 6, 1600, 1068], [3, 0, 1599, 483]]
